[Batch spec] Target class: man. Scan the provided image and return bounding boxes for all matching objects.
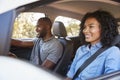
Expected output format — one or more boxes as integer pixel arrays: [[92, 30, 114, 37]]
[[11, 17, 63, 70]]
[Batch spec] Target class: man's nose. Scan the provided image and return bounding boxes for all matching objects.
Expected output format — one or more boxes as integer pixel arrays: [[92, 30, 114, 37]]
[[36, 27, 39, 32]]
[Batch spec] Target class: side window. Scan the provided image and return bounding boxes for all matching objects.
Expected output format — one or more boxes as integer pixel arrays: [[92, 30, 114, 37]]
[[55, 16, 81, 37], [118, 22, 120, 33], [12, 12, 45, 39]]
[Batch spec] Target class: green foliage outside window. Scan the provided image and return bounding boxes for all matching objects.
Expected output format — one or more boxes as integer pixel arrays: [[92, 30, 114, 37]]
[[12, 13, 80, 39], [12, 12, 45, 39]]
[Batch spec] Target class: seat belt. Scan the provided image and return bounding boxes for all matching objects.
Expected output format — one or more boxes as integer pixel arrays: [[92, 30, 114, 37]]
[[72, 46, 111, 80], [38, 47, 42, 65], [36, 39, 42, 65]]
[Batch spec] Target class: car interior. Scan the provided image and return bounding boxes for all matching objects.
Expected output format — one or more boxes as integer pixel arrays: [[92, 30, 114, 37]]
[[52, 21, 73, 76], [0, 0, 120, 79]]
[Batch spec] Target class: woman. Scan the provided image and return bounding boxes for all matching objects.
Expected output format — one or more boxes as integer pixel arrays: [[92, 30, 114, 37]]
[[65, 10, 120, 80]]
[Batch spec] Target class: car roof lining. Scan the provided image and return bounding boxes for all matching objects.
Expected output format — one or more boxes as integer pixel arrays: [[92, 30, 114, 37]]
[[26, 0, 120, 21]]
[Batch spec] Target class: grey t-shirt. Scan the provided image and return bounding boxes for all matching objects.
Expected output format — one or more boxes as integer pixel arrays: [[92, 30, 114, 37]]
[[30, 36, 63, 65]]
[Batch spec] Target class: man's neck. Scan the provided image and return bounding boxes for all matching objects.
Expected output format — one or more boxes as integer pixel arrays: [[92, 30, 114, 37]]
[[43, 34, 53, 41]]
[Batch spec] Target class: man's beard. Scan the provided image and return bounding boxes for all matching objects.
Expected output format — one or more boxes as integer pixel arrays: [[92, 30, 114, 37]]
[[37, 31, 46, 38]]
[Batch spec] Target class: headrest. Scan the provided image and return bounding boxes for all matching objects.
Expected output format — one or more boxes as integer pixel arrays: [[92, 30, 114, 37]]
[[52, 21, 67, 37], [111, 34, 120, 46]]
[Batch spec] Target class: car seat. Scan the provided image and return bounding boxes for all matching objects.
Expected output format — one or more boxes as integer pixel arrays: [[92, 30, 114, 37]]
[[52, 21, 73, 76], [111, 34, 120, 48]]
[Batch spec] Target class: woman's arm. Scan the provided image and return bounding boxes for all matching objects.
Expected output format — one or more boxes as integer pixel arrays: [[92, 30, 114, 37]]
[[104, 46, 120, 73]]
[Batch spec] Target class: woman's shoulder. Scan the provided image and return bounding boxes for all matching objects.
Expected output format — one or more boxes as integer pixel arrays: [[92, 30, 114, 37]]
[[105, 46, 120, 56], [101, 46, 120, 61], [109, 46, 119, 51]]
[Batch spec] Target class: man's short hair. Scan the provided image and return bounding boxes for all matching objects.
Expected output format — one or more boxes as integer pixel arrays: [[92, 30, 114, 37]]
[[38, 17, 52, 28]]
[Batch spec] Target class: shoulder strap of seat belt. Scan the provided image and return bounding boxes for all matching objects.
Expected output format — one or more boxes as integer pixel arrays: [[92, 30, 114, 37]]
[[37, 39, 42, 65], [72, 46, 111, 80]]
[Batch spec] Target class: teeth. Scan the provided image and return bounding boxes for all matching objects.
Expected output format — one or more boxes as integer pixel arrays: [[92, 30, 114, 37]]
[[86, 35, 89, 37], [85, 35, 91, 39]]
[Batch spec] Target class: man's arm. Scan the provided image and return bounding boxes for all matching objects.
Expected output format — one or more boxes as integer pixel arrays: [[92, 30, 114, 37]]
[[41, 59, 55, 70], [40, 39, 63, 70], [11, 39, 34, 47]]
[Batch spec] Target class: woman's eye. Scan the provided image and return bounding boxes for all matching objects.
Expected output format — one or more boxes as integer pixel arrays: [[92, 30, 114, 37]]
[[89, 25, 94, 28]]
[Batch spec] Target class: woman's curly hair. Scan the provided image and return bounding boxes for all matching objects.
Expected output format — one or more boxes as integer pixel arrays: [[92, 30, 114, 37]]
[[79, 10, 119, 46]]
